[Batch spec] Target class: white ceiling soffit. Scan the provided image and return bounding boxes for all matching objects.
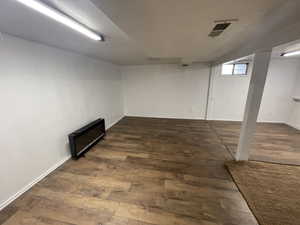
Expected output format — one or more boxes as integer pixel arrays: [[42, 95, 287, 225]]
[[272, 39, 300, 59], [214, 1, 300, 64], [90, 0, 296, 64], [0, 0, 147, 65], [1, 0, 300, 65]]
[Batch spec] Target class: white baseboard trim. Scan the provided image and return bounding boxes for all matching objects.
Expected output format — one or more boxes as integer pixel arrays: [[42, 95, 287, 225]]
[[107, 115, 124, 129], [206, 118, 287, 124], [0, 116, 124, 211], [286, 123, 300, 131], [124, 114, 204, 120], [0, 155, 71, 211]]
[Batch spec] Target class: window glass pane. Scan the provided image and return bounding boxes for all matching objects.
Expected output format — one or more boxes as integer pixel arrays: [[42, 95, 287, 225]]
[[233, 63, 248, 75], [222, 64, 234, 75]]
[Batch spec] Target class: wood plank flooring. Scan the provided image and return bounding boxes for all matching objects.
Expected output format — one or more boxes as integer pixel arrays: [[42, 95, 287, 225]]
[[210, 120, 300, 165], [0, 117, 259, 225]]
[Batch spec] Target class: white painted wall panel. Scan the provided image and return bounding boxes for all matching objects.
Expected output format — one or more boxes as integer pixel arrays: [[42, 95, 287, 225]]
[[208, 59, 299, 123], [258, 59, 299, 123], [122, 64, 210, 119], [0, 34, 124, 207], [122, 60, 299, 124], [207, 64, 252, 121], [288, 74, 300, 130]]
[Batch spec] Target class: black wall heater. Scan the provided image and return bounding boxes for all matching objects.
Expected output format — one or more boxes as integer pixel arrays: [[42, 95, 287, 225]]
[[68, 118, 105, 160]]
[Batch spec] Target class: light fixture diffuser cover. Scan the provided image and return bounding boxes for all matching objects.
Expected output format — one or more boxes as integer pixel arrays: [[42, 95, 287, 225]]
[[16, 0, 104, 41]]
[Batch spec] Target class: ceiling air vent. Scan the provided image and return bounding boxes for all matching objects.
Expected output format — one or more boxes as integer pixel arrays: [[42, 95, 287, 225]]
[[209, 23, 231, 37], [209, 19, 238, 38]]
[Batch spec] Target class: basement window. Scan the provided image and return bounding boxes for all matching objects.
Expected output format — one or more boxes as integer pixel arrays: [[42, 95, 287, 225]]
[[222, 63, 248, 76]]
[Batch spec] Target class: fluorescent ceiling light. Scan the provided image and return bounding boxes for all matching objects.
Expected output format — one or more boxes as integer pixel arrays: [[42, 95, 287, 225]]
[[16, 0, 104, 41], [281, 50, 300, 57]]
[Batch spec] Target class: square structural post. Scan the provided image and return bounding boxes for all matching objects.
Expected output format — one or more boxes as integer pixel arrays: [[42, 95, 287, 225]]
[[235, 50, 271, 161]]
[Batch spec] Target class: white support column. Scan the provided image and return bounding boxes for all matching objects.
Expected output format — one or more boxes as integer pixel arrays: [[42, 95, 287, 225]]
[[235, 50, 271, 161]]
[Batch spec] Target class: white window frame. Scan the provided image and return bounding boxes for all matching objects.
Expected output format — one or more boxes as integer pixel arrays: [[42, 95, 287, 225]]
[[221, 63, 249, 76]]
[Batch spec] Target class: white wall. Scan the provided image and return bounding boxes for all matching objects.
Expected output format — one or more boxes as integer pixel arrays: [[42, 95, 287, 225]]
[[259, 59, 299, 123], [207, 59, 300, 123], [207, 64, 252, 121], [122, 60, 299, 123], [0, 34, 124, 208], [122, 64, 210, 119], [288, 74, 300, 129]]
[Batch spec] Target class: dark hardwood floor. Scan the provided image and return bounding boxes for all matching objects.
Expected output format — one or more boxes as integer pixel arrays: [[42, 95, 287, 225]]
[[1, 117, 260, 225], [210, 120, 300, 165]]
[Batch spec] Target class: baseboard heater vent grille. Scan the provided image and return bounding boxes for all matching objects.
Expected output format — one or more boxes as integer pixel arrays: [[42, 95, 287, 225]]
[[68, 118, 105, 160]]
